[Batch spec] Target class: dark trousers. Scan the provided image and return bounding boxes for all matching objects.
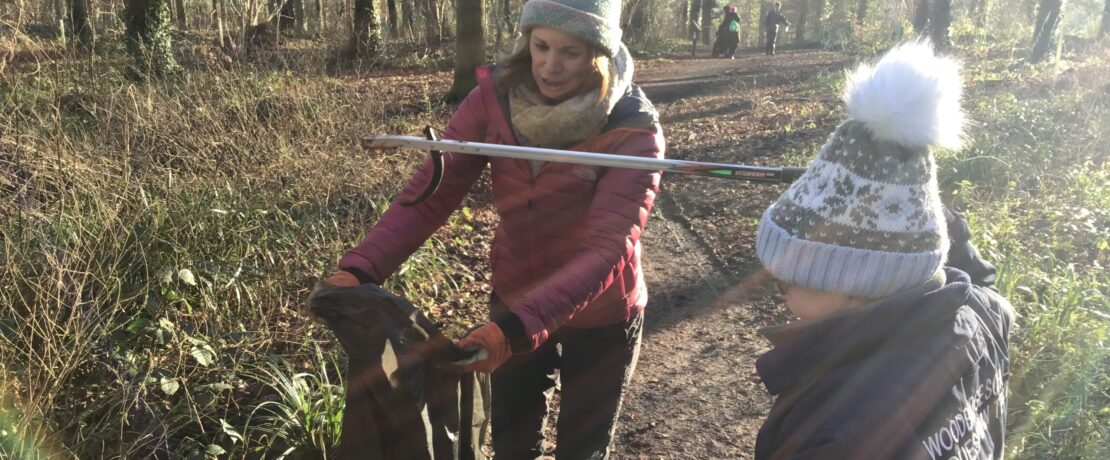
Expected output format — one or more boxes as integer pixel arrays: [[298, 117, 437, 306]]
[[766, 30, 778, 55], [489, 302, 643, 460]]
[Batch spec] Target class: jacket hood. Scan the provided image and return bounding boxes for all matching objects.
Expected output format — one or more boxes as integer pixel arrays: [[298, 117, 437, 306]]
[[757, 268, 975, 395]]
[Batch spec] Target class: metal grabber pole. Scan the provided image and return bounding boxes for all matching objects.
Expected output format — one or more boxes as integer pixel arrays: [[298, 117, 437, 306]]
[[361, 127, 806, 206]]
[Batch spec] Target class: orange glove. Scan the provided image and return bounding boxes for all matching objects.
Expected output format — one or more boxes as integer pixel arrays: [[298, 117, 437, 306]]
[[322, 271, 360, 288], [455, 322, 512, 373]]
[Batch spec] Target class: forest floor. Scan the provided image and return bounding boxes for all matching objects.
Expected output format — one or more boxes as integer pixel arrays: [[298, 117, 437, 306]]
[[542, 46, 852, 458]]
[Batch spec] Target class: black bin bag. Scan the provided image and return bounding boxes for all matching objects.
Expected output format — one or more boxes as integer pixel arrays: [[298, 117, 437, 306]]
[[308, 283, 489, 460]]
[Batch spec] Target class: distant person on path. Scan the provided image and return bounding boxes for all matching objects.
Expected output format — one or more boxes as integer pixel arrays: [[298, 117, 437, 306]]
[[751, 41, 1014, 459], [764, 2, 790, 56], [310, 0, 664, 457], [713, 5, 743, 58]]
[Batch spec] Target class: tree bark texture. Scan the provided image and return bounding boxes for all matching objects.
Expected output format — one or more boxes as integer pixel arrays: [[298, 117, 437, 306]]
[[69, 0, 94, 47], [122, 0, 179, 75], [701, 0, 714, 44], [386, 0, 398, 37], [689, 0, 701, 39], [1101, 0, 1108, 38], [912, 0, 929, 34], [173, 0, 188, 29], [445, 0, 484, 103], [1030, 0, 1063, 62], [796, 0, 808, 41], [422, 0, 441, 44], [930, 0, 951, 49], [812, 0, 824, 38], [349, 0, 381, 58]]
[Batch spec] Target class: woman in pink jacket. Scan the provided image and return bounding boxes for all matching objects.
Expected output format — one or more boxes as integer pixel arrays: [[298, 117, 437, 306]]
[[317, 0, 664, 457]]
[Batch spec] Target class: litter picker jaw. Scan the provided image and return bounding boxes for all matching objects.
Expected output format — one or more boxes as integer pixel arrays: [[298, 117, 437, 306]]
[[362, 127, 807, 206]]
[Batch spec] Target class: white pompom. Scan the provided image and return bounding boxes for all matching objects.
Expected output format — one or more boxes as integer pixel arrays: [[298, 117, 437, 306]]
[[843, 40, 964, 150]]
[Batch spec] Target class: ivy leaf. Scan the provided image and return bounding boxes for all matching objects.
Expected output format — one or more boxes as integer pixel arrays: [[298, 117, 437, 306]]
[[178, 269, 197, 286], [205, 443, 227, 456], [190, 343, 217, 367], [220, 419, 244, 444], [159, 377, 180, 396]]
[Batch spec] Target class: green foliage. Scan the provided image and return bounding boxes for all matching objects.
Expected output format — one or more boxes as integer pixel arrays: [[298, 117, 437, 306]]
[[940, 45, 1110, 459], [0, 52, 475, 458]]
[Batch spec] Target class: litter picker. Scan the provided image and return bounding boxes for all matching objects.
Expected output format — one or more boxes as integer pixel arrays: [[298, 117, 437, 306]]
[[361, 126, 806, 206]]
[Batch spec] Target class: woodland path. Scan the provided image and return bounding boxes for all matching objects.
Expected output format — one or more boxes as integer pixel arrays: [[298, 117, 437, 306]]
[[602, 47, 852, 459]]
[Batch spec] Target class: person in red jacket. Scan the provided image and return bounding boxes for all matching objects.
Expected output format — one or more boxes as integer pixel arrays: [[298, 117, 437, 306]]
[[313, 0, 664, 457]]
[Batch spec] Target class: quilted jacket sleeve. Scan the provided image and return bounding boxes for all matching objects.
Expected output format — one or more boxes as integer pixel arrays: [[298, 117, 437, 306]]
[[507, 128, 664, 350], [338, 86, 490, 283]]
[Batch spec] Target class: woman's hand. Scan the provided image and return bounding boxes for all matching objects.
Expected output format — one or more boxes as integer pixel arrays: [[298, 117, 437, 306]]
[[455, 323, 512, 373], [302, 271, 361, 323]]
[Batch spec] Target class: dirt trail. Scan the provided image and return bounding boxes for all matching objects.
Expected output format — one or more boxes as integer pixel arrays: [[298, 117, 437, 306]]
[[605, 48, 852, 458]]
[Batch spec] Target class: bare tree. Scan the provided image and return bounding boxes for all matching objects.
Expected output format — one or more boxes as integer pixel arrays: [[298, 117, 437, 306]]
[[386, 0, 398, 37], [701, 0, 714, 45], [689, 0, 701, 41], [1101, 0, 1108, 38], [122, 0, 179, 75], [626, 0, 649, 43], [69, 0, 94, 48], [422, 0, 442, 44], [931, 0, 951, 49], [445, 0, 484, 103], [1030, 0, 1063, 62], [348, 0, 381, 58], [796, 0, 808, 41], [912, 0, 929, 34]]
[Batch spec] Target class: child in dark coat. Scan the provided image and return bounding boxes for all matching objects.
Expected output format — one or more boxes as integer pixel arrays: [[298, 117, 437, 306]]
[[753, 41, 1015, 459]]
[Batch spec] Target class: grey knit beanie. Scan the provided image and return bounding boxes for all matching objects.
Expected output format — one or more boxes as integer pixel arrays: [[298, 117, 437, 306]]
[[518, 0, 623, 57], [756, 41, 964, 299]]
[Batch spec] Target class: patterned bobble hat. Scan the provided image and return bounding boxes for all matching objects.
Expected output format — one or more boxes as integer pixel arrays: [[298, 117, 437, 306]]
[[756, 41, 965, 299], [518, 0, 623, 57]]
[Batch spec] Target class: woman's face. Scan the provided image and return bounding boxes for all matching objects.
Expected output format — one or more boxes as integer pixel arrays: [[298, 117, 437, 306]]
[[529, 26, 596, 103]]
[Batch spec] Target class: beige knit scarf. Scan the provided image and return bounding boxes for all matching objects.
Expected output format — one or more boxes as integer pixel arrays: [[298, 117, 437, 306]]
[[508, 44, 635, 151]]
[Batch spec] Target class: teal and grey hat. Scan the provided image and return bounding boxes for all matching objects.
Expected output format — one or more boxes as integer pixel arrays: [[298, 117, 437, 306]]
[[518, 0, 623, 57], [756, 40, 964, 299]]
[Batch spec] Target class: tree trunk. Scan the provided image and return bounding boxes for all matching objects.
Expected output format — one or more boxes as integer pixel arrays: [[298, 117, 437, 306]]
[[1101, 0, 1108, 38], [912, 0, 929, 34], [930, 0, 951, 49], [796, 0, 808, 41], [386, 0, 398, 37], [813, 0, 824, 38], [759, 2, 768, 46], [502, 0, 513, 40], [422, 0, 441, 44], [402, 0, 415, 39], [122, 0, 179, 75], [174, 0, 188, 29], [689, 0, 701, 39], [444, 0, 484, 103], [701, 0, 714, 45], [856, 0, 867, 24], [972, 0, 989, 28], [627, 0, 648, 43], [1030, 0, 1063, 62], [348, 0, 381, 58], [69, 0, 94, 48], [279, 0, 303, 34]]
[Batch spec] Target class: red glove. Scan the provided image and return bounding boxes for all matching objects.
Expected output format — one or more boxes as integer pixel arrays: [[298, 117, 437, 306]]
[[455, 323, 512, 373]]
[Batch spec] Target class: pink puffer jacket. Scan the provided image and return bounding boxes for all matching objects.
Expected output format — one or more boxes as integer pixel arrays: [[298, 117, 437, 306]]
[[340, 66, 664, 352]]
